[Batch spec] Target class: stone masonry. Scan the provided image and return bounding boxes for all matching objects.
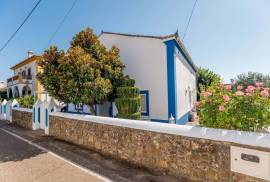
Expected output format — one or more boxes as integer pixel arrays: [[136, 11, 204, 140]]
[[49, 114, 270, 182], [12, 109, 32, 129]]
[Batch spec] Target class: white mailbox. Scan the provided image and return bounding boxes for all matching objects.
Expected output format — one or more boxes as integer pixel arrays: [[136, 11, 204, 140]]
[[231, 146, 270, 181]]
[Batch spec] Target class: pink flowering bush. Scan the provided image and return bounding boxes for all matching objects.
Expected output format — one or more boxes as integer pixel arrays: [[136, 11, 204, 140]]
[[197, 83, 270, 131]]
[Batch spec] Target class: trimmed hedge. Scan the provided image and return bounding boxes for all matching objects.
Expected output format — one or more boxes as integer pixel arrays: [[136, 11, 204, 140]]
[[115, 78, 141, 120]]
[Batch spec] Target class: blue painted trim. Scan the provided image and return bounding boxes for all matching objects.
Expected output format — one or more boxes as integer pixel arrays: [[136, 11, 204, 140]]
[[38, 107, 40, 126], [0, 105, 2, 114], [172, 39, 196, 72], [176, 111, 190, 125], [165, 40, 176, 119], [109, 102, 113, 117], [45, 109, 48, 127], [140, 90, 149, 116], [151, 119, 169, 123], [4, 105, 6, 114]]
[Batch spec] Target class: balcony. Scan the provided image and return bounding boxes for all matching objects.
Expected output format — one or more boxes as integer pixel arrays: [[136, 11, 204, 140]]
[[7, 74, 33, 86]]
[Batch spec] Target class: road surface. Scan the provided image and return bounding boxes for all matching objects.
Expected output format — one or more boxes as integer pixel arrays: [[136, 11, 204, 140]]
[[0, 128, 107, 182]]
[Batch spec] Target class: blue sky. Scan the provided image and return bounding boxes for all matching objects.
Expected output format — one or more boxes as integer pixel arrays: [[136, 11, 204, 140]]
[[0, 0, 270, 82]]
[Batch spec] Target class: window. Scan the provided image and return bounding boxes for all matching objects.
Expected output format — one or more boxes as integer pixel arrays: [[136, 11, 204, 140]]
[[75, 103, 83, 111], [27, 68, 31, 76], [140, 90, 149, 116]]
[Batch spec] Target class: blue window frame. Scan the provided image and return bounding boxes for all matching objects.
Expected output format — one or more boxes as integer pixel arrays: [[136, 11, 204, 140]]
[[38, 107, 40, 124], [45, 109, 48, 127], [140, 90, 149, 116]]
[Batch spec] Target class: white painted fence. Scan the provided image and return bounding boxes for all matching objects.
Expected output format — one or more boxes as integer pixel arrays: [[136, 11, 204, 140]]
[[32, 98, 60, 134]]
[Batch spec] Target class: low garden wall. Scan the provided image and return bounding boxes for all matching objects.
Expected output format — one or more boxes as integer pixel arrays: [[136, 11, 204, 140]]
[[49, 112, 270, 182], [12, 108, 32, 129]]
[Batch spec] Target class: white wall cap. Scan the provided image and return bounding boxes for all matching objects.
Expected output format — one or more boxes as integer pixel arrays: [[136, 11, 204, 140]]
[[50, 112, 270, 149], [13, 107, 32, 113]]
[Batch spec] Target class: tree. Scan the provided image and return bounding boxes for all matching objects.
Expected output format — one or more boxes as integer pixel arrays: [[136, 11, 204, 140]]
[[37, 28, 126, 114], [231, 72, 270, 89], [197, 67, 221, 98]]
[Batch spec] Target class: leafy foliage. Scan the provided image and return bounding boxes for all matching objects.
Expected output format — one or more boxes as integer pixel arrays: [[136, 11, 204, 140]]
[[37, 28, 126, 114], [0, 91, 7, 101], [17, 96, 35, 109], [115, 77, 141, 120], [231, 72, 270, 89], [197, 67, 221, 98], [197, 83, 270, 131]]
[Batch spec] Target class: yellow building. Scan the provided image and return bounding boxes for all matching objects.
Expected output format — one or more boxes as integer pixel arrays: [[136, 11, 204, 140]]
[[7, 51, 47, 100]]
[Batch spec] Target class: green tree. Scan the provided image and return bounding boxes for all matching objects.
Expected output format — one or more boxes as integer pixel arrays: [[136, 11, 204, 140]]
[[231, 72, 270, 89], [37, 27, 126, 114], [197, 67, 221, 98]]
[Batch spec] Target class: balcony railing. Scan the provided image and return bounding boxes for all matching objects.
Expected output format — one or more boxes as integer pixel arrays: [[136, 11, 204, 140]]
[[7, 74, 33, 85]]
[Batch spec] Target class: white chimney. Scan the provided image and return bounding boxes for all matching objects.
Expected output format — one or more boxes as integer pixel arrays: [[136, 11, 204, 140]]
[[27, 50, 33, 58]]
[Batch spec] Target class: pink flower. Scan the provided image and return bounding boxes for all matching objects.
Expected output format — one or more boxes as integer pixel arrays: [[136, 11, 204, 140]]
[[235, 91, 244, 96], [246, 85, 255, 93], [225, 84, 232, 91], [223, 95, 230, 102], [194, 101, 201, 108], [218, 105, 225, 112], [237, 85, 243, 91], [255, 82, 264, 87], [202, 91, 212, 97], [260, 89, 269, 97]]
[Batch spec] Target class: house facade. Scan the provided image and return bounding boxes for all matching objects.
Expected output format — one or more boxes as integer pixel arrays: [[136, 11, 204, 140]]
[[7, 51, 48, 101], [99, 32, 197, 124]]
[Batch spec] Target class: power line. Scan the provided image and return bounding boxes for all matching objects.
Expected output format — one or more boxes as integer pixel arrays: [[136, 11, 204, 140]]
[[45, 0, 78, 49], [0, 0, 42, 53], [182, 0, 198, 41]]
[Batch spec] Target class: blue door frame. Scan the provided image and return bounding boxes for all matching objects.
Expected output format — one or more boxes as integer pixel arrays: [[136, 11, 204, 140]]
[[38, 107, 40, 127]]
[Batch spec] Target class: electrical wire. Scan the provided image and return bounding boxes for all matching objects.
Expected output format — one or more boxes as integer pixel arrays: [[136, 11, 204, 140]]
[[45, 0, 78, 49], [0, 0, 42, 53], [182, 0, 198, 40]]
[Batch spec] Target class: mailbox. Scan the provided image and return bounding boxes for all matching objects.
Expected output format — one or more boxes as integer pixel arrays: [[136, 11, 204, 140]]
[[231, 146, 270, 180]]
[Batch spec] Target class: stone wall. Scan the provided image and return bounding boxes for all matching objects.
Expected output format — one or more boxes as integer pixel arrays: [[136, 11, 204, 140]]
[[12, 109, 32, 129], [49, 113, 270, 182]]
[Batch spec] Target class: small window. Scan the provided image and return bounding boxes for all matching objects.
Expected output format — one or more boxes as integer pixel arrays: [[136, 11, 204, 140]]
[[75, 103, 83, 111], [140, 90, 149, 116], [28, 68, 31, 76]]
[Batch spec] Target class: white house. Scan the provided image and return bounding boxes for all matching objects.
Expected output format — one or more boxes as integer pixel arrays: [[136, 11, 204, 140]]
[[98, 31, 197, 124]]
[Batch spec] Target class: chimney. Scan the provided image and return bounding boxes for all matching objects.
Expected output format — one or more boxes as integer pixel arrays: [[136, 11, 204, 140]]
[[27, 50, 33, 58]]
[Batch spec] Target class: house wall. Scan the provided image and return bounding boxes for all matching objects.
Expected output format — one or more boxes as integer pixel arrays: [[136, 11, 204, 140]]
[[175, 52, 197, 124], [99, 34, 168, 121]]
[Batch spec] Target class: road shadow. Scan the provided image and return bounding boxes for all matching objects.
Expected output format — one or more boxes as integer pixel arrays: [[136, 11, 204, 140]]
[[0, 129, 46, 163]]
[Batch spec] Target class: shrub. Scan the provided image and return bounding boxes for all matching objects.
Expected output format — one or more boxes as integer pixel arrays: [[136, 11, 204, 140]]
[[17, 96, 35, 109], [197, 83, 270, 131], [115, 78, 141, 120]]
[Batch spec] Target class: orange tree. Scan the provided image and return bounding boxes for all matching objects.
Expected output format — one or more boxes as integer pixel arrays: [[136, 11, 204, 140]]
[[37, 28, 126, 114]]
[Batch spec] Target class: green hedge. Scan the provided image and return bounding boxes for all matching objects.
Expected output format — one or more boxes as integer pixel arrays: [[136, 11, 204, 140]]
[[115, 77, 141, 120]]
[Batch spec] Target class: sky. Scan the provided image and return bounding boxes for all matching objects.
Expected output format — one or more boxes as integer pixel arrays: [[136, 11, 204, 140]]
[[0, 0, 270, 83]]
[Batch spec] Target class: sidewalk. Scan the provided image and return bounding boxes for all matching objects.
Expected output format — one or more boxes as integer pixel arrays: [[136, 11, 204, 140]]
[[0, 121, 183, 182]]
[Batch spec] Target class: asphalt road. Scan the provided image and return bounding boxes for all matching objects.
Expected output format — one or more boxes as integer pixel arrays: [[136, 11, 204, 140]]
[[0, 129, 107, 182]]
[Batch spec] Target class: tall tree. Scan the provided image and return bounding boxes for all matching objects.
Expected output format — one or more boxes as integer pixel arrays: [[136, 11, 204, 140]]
[[231, 72, 270, 88], [37, 28, 126, 114], [197, 67, 221, 96]]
